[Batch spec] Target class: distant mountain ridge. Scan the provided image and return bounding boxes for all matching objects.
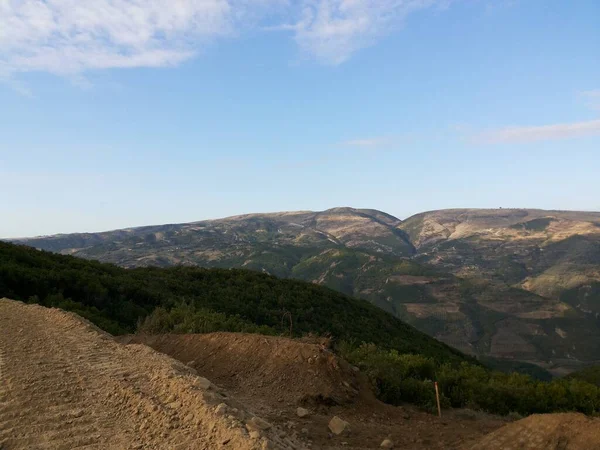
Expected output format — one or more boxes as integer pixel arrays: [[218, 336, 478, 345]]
[[13, 207, 600, 374]]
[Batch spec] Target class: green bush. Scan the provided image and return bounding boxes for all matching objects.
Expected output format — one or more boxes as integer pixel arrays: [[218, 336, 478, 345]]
[[339, 342, 600, 417]]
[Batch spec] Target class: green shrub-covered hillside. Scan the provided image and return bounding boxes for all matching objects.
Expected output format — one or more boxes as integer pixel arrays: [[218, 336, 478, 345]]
[[0, 241, 467, 363], [4, 241, 600, 417], [565, 366, 600, 387], [339, 343, 600, 416]]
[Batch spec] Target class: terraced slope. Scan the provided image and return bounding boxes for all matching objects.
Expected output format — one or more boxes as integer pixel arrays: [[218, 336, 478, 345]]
[[0, 299, 299, 450]]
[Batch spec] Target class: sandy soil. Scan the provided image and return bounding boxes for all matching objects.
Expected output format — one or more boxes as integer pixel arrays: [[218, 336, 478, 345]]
[[0, 299, 300, 450], [465, 413, 600, 450]]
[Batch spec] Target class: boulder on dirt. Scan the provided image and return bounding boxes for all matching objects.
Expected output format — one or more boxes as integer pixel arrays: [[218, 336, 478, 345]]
[[296, 407, 310, 418], [328, 416, 350, 435], [380, 438, 394, 448]]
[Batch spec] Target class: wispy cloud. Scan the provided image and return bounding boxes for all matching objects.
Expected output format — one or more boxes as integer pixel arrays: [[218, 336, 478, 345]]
[[0, 0, 240, 77], [280, 0, 446, 65], [0, 0, 449, 85], [474, 119, 600, 144]]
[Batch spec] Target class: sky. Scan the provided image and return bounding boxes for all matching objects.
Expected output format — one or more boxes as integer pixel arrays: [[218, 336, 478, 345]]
[[1, 0, 599, 238]]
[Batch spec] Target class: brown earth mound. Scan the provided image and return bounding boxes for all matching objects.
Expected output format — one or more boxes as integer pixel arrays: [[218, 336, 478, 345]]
[[466, 413, 600, 450], [0, 299, 302, 450], [119, 333, 371, 408], [123, 333, 508, 449]]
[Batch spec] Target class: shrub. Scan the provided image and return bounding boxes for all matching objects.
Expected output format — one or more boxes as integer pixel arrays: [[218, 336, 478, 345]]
[[338, 342, 600, 417]]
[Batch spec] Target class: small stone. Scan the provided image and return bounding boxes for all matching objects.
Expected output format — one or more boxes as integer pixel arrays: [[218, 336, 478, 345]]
[[246, 416, 272, 431], [301, 428, 309, 435], [215, 403, 228, 416], [196, 377, 212, 390], [296, 407, 310, 418], [249, 430, 261, 439], [328, 416, 350, 435], [380, 439, 394, 449]]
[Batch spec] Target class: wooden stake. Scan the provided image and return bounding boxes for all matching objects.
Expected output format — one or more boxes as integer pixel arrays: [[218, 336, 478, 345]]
[[434, 382, 442, 418]]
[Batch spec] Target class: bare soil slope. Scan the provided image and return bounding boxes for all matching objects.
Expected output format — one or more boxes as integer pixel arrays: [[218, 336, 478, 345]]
[[465, 413, 600, 450], [122, 333, 507, 449], [0, 299, 300, 450], [119, 333, 370, 407]]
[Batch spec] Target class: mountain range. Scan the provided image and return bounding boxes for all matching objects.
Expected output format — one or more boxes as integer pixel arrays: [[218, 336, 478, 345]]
[[14, 207, 600, 375]]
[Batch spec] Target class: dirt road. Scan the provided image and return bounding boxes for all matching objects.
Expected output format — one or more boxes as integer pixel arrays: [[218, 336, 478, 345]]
[[0, 299, 299, 450]]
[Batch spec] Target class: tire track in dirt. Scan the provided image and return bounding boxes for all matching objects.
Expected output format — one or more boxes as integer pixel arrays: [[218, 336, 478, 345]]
[[0, 299, 302, 450]]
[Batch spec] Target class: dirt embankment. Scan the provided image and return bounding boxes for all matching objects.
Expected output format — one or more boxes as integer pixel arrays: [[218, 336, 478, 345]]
[[465, 413, 600, 450], [0, 299, 300, 450], [119, 333, 371, 408], [122, 333, 507, 449]]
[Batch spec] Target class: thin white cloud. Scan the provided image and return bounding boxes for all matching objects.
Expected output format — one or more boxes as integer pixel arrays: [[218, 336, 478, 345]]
[[283, 0, 444, 65], [474, 119, 600, 144], [0, 0, 448, 83], [0, 0, 232, 76]]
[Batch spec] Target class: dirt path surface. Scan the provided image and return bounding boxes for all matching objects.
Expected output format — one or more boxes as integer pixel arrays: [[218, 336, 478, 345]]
[[465, 413, 600, 450], [122, 333, 507, 449], [0, 299, 301, 450]]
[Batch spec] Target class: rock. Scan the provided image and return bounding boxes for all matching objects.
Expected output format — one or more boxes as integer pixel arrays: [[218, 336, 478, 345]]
[[247, 416, 272, 431], [249, 430, 261, 439], [196, 377, 212, 390], [328, 416, 350, 435], [301, 428, 309, 435], [380, 439, 394, 449], [215, 403, 228, 416], [296, 407, 310, 418]]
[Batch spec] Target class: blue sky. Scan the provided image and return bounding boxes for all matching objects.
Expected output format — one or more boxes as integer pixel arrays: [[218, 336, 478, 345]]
[[1, 0, 599, 237]]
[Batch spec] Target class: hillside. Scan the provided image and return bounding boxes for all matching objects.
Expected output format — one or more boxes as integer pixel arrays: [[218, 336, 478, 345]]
[[12, 207, 600, 372], [565, 366, 600, 387], [0, 241, 467, 364]]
